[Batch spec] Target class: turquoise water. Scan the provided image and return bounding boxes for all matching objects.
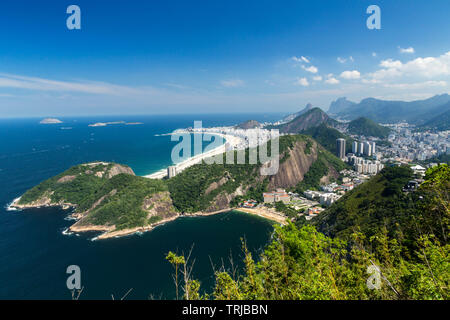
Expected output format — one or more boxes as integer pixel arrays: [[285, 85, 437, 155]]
[[0, 114, 282, 299]]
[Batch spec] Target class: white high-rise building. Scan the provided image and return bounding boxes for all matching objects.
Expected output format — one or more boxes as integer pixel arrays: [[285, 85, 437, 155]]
[[352, 141, 358, 154], [167, 166, 177, 178], [336, 138, 346, 159], [358, 142, 364, 155], [371, 142, 376, 154], [364, 142, 372, 157]]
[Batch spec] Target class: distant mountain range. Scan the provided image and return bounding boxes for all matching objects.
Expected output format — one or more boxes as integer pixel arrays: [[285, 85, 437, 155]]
[[419, 101, 450, 131], [328, 94, 450, 124]]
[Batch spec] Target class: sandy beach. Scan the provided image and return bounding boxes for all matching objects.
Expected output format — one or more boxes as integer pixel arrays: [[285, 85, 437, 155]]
[[236, 207, 288, 225], [144, 132, 244, 179]]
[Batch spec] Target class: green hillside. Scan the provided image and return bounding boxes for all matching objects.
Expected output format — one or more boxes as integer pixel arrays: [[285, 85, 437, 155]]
[[168, 134, 338, 212], [302, 123, 354, 155], [167, 165, 449, 300], [17, 163, 169, 230], [347, 117, 391, 138], [274, 108, 334, 133], [420, 108, 450, 131]]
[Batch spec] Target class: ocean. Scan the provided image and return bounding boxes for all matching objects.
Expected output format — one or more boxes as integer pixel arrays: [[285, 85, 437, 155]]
[[0, 113, 282, 299]]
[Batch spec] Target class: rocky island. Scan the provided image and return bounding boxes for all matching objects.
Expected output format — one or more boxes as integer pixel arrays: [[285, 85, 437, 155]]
[[39, 118, 63, 124]]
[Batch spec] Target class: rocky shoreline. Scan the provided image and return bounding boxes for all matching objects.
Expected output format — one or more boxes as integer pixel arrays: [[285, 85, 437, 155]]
[[9, 197, 285, 240]]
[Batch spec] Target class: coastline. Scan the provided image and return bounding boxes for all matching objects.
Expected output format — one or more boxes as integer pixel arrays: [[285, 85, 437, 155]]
[[69, 207, 286, 240], [144, 132, 244, 179], [235, 207, 288, 225], [9, 193, 286, 239]]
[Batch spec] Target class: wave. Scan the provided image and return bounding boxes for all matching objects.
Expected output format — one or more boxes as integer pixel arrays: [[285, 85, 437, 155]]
[[61, 228, 74, 236], [5, 197, 21, 212]]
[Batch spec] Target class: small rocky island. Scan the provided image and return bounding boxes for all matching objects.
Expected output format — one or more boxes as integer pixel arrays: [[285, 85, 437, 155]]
[[39, 118, 63, 124]]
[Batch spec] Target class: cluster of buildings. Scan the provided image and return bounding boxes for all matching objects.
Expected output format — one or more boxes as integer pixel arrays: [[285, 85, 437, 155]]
[[347, 155, 385, 174], [304, 190, 342, 207], [382, 124, 449, 161], [352, 140, 376, 157], [263, 189, 291, 204], [185, 126, 274, 151], [335, 138, 384, 175]]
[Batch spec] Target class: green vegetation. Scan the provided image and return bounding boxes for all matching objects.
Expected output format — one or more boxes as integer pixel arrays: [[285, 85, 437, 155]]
[[315, 165, 415, 238], [294, 147, 348, 193], [420, 154, 450, 165], [347, 117, 391, 138], [273, 107, 332, 133], [167, 165, 449, 300], [18, 163, 168, 230], [418, 109, 450, 131], [83, 174, 167, 230], [274, 201, 298, 219], [168, 156, 260, 213], [303, 124, 354, 154], [168, 135, 311, 212]]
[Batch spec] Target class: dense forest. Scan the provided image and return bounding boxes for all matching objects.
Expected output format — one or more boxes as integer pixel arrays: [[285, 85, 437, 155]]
[[165, 165, 449, 300]]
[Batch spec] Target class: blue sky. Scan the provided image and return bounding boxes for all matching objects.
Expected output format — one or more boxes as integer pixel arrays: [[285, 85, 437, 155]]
[[0, 0, 449, 117]]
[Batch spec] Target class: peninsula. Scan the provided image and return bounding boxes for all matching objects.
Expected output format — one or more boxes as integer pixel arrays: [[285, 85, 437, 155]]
[[10, 134, 345, 239]]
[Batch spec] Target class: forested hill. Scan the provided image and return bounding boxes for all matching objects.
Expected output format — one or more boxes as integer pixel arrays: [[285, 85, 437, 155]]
[[167, 164, 449, 300], [302, 123, 354, 155], [273, 107, 336, 133], [347, 117, 391, 138], [314, 165, 415, 239], [168, 134, 347, 213], [13, 162, 176, 235]]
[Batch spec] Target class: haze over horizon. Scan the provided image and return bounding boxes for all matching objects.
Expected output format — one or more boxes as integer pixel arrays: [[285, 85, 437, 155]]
[[1, 0, 450, 117]]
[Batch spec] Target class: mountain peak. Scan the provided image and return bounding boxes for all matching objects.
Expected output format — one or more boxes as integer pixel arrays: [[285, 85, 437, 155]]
[[282, 103, 315, 122], [277, 107, 331, 133]]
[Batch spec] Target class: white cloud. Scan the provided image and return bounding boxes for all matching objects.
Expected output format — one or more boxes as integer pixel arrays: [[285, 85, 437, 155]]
[[301, 65, 318, 74], [325, 77, 340, 84], [399, 46, 415, 54], [295, 77, 309, 86], [379, 59, 403, 69], [313, 76, 323, 81], [0, 73, 142, 95], [372, 52, 377, 57], [220, 79, 245, 88], [370, 51, 450, 80], [292, 56, 310, 63], [337, 56, 354, 64], [383, 80, 447, 90], [340, 70, 361, 80]]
